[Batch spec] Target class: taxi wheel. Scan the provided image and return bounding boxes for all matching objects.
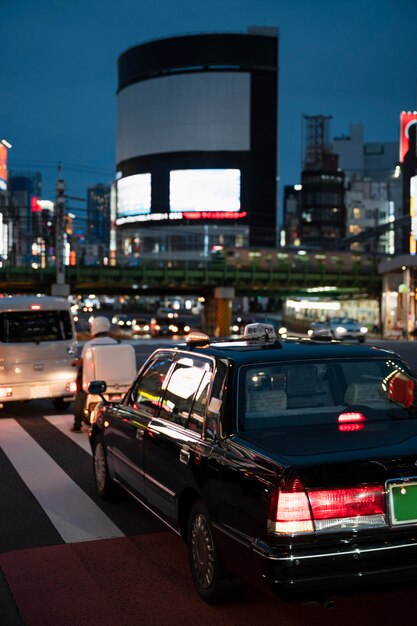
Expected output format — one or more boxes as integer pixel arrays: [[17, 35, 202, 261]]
[[93, 436, 117, 500], [187, 500, 243, 604]]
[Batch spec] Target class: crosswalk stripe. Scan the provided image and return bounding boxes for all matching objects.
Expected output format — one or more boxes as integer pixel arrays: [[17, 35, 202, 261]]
[[44, 414, 92, 454], [0, 419, 124, 543]]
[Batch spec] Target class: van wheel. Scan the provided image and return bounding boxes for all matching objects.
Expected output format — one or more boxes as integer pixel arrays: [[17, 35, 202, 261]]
[[52, 397, 72, 411]]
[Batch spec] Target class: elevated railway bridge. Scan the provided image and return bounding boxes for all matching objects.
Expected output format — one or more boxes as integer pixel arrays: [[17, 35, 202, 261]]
[[0, 251, 382, 335]]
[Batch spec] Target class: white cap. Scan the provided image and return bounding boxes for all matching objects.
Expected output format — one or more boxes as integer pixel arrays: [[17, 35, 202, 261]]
[[91, 316, 111, 336]]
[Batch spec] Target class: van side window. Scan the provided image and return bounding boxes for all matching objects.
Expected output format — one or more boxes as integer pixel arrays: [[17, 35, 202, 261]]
[[0, 310, 73, 343]]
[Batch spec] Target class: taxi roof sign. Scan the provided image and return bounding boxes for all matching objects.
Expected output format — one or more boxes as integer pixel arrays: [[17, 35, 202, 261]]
[[243, 322, 277, 341]]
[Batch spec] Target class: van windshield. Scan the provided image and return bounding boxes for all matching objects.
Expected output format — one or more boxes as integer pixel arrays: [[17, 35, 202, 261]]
[[0, 310, 73, 343]]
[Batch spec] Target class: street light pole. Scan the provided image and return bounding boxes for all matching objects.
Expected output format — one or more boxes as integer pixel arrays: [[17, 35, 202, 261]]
[[51, 164, 70, 297]]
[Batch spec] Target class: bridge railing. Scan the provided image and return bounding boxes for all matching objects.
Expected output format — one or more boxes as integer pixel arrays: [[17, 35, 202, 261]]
[[0, 255, 380, 296]]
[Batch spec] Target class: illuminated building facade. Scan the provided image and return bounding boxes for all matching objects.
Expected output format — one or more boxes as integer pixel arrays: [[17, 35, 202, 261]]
[[334, 123, 401, 254], [297, 116, 345, 248], [115, 29, 279, 261], [9, 172, 42, 265], [87, 183, 111, 261]]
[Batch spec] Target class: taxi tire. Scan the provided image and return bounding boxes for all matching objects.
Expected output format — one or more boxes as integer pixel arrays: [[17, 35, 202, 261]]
[[187, 500, 243, 604], [93, 436, 117, 500]]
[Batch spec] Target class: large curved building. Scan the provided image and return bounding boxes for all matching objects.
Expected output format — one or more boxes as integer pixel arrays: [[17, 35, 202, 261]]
[[115, 28, 279, 260]]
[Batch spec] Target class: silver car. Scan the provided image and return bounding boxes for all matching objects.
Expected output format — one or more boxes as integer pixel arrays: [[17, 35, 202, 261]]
[[309, 316, 368, 342]]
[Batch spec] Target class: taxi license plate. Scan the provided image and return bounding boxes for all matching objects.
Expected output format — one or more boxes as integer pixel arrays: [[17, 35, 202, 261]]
[[388, 480, 417, 526]]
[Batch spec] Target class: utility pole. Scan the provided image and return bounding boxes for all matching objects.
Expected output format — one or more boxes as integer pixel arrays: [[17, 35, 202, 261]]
[[51, 163, 70, 297]]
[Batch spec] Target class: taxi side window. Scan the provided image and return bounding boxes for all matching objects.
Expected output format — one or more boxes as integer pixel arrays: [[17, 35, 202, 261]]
[[159, 356, 212, 430], [188, 371, 212, 434], [127, 354, 173, 419]]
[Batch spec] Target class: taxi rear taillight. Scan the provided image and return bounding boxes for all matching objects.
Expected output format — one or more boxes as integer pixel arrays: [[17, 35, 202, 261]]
[[268, 477, 386, 535], [268, 477, 314, 534]]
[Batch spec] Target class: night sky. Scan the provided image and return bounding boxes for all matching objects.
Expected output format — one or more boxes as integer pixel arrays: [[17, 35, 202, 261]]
[[1, 0, 416, 226]]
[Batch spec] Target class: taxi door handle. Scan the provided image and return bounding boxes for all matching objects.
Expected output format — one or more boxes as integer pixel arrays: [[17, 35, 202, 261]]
[[180, 448, 190, 465]]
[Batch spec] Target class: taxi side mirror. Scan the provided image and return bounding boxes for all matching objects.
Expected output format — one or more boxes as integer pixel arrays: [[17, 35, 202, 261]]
[[88, 380, 108, 403]]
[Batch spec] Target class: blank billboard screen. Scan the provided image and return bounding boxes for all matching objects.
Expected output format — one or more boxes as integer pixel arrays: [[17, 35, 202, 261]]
[[170, 169, 241, 213], [117, 72, 250, 162], [117, 173, 151, 217]]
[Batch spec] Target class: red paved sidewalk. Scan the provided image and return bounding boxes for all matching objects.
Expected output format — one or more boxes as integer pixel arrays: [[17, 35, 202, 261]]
[[2, 532, 417, 626]]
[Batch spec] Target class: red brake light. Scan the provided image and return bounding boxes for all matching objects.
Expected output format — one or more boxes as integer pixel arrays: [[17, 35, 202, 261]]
[[339, 422, 365, 432], [338, 412, 366, 432], [309, 485, 385, 520], [268, 478, 386, 535], [338, 411, 366, 423], [268, 477, 314, 534]]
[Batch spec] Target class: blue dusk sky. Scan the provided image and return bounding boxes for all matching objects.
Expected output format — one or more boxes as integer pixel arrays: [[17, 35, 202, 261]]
[[1, 0, 416, 224]]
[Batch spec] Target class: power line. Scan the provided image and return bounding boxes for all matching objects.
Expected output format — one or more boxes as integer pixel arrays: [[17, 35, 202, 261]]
[[9, 159, 114, 176]]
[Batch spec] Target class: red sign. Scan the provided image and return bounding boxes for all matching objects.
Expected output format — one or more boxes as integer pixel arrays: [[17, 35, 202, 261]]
[[0, 144, 7, 185], [183, 211, 247, 220], [31, 197, 42, 212], [400, 112, 417, 162]]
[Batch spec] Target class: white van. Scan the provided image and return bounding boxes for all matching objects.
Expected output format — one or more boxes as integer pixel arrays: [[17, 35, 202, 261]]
[[0, 295, 78, 409]]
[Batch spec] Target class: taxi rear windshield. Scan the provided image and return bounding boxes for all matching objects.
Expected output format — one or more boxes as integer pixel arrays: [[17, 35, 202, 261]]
[[240, 358, 417, 430], [0, 310, 73, 343]]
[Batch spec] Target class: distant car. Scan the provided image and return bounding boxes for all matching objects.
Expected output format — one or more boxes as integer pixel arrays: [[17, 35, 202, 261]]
[[131, 317, 151, 337], [155, 307, 179, 319], [309, 316, 368, 342], [150, 315, 187, 337], [150, 309, 201, 337], [111, 313, 135, 330]]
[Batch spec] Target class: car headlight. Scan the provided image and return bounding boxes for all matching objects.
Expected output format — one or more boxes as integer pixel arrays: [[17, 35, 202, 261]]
[[360, 327, 368, 334], [335, 326, 347, 334]]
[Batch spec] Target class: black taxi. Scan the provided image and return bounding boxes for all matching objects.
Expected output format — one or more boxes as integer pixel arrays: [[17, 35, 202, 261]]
[[89, 323, 417, 604]]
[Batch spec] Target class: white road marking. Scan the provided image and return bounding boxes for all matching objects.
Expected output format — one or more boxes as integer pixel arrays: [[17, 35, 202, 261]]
[[44, 414, 92, 455], [0, 419, 124, 543]]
